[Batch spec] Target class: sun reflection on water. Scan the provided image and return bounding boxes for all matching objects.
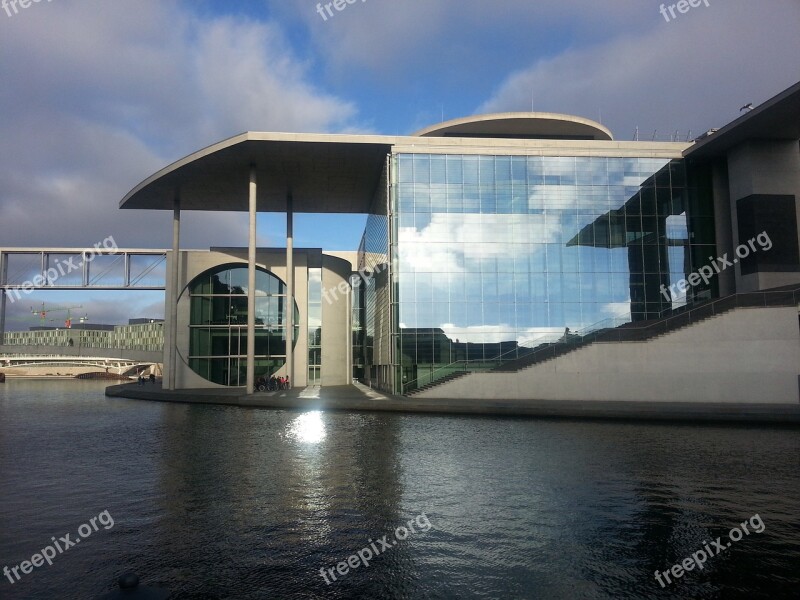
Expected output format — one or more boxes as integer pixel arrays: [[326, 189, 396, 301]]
[[285, 410, 326, 444]]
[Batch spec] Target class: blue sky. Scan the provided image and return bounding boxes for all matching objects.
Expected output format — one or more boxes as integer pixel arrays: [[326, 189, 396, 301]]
[[1, 0, 799, 328]]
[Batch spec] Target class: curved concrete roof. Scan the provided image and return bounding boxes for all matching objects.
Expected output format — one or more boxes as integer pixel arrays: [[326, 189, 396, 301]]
[[122, 125, 688, 214], [413, 112, 613, 141], [121, 132, 395, 213]]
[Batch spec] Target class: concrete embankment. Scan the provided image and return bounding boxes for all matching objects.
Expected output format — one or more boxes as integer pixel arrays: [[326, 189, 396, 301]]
[[105, 382, 800, 423]]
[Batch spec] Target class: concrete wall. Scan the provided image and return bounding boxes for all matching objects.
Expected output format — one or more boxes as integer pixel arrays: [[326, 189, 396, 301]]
[[415, 306, 800, 404], [166, 248, 356, 389], [711, 159, 735, 296], [727, 140, 800, 292], [321, 253, 357, 386], [171, 249, 311, 389]]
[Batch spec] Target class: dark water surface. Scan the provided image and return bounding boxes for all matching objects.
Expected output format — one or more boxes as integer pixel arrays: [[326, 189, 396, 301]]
[[1, 380, 798, 599]]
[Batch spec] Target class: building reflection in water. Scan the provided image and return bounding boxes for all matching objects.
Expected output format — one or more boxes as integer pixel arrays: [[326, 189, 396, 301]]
[[152, 404, 406, 587]]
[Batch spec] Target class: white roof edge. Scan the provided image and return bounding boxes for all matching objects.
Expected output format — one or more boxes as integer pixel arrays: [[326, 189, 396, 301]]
[[412, 112, 614, 140]]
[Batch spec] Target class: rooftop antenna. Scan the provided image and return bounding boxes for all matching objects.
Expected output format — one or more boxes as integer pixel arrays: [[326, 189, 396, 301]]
[[633, 126, 639, 141]]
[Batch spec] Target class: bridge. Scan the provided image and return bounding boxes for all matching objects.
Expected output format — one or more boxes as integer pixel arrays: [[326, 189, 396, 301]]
[[0, 246, 167, 339], [0, 344, 162, 363], [0, 349, 162, 378]]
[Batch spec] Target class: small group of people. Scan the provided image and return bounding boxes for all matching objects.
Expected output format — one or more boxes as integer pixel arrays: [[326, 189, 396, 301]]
[[137, 373, 156, 385], [255, 375, 290, 392]]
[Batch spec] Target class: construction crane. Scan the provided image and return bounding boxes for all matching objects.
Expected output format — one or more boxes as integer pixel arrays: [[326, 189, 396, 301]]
[[30, 303, 88, 329]]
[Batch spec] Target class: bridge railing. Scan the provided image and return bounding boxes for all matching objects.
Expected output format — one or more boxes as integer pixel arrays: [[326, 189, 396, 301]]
[[0, 344, 162, 363]]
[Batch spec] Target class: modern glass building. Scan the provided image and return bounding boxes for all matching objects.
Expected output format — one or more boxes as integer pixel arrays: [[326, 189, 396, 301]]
[[379, 152, 715, 392], [346, 114, 718, 393], [117, 82, 800, 395]]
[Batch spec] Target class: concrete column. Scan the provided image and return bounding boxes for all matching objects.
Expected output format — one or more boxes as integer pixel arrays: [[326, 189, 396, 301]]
[[346, 276, 352, 383], [124, 253, 131, 288], [286, 193, 294, 389], [167, 195, 181, 390], [0, 252, 6, 345], [0, 290, 5, 346], [246, 165, 257, 391], [711, 160, 735, 296]]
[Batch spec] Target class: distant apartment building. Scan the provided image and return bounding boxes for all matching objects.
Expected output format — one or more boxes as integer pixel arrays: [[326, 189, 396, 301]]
[[113, 320, 165, 352], [3, 319, 164, 352]]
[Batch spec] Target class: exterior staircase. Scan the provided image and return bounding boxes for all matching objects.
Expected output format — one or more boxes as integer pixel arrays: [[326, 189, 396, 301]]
[[405, 370, 470, 396], [404, 284, 800, 396]]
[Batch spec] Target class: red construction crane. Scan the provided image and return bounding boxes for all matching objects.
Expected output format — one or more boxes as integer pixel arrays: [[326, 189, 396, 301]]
[[30, 303, 88, 329]]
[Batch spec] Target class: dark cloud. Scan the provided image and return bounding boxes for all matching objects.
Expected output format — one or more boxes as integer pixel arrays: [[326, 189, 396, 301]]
[[479, 0, 800, 139]]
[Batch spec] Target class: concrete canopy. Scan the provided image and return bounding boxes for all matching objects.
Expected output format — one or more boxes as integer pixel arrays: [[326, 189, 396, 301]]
[[121, 132, 394, 213], [685, 80, 800, 161]]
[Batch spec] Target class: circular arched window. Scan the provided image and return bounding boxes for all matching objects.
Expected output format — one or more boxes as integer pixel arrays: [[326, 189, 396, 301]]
[[184, 264, 299, 386]]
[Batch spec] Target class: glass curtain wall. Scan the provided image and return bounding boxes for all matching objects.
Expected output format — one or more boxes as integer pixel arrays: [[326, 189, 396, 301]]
[[391, 153, 715, 393], [351, 272, 366, 380], [186, 264, 299, 386], [307, 268, 322, 385], [357, 157, 392, 390]]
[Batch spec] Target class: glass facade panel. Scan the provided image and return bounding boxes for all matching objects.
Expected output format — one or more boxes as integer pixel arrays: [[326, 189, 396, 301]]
[[307, 268, 322, 385], [377, 153, 715, 393], [356, 157, 392, 389]]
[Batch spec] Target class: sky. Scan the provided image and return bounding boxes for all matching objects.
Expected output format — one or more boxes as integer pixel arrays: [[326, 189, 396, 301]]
[[1, 0, 799, 329]]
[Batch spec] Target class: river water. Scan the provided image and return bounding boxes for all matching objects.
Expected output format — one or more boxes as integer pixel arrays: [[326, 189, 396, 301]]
[[0, 380, 798, 599]]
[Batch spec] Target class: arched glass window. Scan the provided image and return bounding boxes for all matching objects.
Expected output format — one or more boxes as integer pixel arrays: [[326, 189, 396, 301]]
[[184, 264, 298, 386]]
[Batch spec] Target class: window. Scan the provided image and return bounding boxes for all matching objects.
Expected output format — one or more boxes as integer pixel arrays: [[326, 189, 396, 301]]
[[185, 264, 298, 386]]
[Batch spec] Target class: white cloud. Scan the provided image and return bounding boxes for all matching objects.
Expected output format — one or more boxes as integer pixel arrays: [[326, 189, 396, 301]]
[[0, 0, 361, 250], [0, 1, 368, 329], [397, 213, 563, 274], [437, 323, 566, 346]]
